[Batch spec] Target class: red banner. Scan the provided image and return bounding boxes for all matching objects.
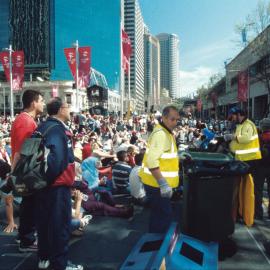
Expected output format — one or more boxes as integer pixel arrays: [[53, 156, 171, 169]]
[[122, 29, 132, 74], [78, 46, 91, 88], [64, 48, 76, 80], [238, 71, 248, 102], [12, 51, 24, 90], [0, 52, 10, 82], [211, 92, 218, 107], [197, 99, 202, 111], [51, 85, 59, 97]]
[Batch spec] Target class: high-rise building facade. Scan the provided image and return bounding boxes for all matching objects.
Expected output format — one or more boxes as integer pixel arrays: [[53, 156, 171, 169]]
[[156, 33, 180, 99], [1, 0, 123, 92], [124, 0, 145, 112], [144, 31, 160, 112], [0, 0, 10, 54]]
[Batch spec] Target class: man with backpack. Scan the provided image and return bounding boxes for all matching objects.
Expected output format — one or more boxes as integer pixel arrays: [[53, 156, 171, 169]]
[[10, 89, 44, 251], [35, 97, 83, 270]]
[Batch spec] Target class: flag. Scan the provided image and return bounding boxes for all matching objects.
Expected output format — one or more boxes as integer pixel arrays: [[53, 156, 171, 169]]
[[197, 99, 202, 111], [211, 92, 218, 107], [0, 52, 10, 82], [122, 29, 132, 74], [12, 51, 24, 90], [78, 46, 91, 88], [64, 48, 76, 80], [51, 85, 59, 97], [238, 71, 248, 102]]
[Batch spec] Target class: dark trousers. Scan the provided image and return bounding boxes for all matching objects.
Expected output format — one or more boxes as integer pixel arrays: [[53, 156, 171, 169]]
[[82, 189, 130, 217], [246, 159, 265, 218], [144, 184, 172, 234], [18, 195, 36, 246], [36, 186, 71, 270], [254, 160, 270, 217]]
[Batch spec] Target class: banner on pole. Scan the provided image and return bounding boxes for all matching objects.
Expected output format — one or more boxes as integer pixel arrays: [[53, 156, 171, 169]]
[[64, 48, 76, 80], [0, 52, 10, 82], [122, 29, 132, 74], [12, 51, 24, 90], [78, 46, 91, 88], [238, 71, 248, 102], [197, 99, 202, 111]]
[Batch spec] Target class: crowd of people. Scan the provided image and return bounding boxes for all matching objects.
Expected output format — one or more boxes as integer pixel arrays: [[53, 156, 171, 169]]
[[0, 89, 270, 269]]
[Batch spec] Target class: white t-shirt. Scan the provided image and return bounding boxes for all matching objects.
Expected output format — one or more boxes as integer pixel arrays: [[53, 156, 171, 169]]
[[129, 165, 145, 199]]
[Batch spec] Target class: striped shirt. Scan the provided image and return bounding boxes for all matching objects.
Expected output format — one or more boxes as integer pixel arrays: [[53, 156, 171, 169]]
[[112, 161, 132, 190]]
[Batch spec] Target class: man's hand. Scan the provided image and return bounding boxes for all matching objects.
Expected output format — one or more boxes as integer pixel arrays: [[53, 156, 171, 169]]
[[3, 222, 18, 233], [74, 190, 83, 203], [157, 178, 173, 198]]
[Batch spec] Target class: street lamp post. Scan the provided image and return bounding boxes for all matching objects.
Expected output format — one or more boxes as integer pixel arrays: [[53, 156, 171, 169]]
[[72, 40, 79, 112], [3, 45, 14, 119], [8, 45, 14, 119]]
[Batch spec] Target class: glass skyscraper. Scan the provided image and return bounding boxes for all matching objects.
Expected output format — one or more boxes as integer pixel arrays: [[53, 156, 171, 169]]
[[51, 0, 122, 92], [0, 0, 9, 52]]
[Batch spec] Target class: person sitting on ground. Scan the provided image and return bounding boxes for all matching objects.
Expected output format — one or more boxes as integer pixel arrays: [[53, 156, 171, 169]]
[[127, 146, 136, 167], [112, 150, 132, 194], [129, 153, 149, 206], [71, 189, 92, 236], [0, 160, 18, 233], [91, 141, 116, 160], [72, 181, 133, 219], [81, 156, 111, 191]]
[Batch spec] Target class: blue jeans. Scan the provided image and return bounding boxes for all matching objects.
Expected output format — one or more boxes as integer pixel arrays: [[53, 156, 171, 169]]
[[144, 184, 172, 234], [71, 219, 80, 232]]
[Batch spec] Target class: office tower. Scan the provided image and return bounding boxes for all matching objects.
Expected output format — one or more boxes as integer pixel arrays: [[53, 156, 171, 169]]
[[124, 0, 145, 112], [156, 33, 180, 99], [144, 31, 160, 112]]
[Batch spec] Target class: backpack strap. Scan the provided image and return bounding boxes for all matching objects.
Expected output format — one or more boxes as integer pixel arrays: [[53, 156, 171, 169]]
[[41, 123, 61, 137]]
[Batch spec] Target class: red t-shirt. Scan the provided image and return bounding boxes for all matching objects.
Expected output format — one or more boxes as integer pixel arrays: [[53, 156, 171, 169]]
[[82, 143, 92, 160], [11, 112, 37, 160]]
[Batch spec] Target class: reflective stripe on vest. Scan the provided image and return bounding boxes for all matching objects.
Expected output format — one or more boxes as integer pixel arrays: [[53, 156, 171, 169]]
[[235, 148, 260, 155], [141, 166, 179, 178]]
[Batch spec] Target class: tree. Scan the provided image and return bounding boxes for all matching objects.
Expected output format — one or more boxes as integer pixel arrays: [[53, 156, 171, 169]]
[[235, 0, 270, 45], [235, 0, 270, 117]]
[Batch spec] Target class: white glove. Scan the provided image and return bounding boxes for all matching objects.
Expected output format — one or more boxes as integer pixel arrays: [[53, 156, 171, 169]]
[[157, 178, 173, 198]]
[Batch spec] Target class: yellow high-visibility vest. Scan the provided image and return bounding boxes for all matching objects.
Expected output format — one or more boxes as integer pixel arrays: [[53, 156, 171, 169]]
[[139, 124, 179, 188], [230, 119, 261, 161]]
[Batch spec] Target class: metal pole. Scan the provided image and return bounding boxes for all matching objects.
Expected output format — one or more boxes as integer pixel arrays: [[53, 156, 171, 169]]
[[9, 44, 14, 119], [75, 40, 79, 112], [3, 87, 5, 118], [247, 67, 250, 118]]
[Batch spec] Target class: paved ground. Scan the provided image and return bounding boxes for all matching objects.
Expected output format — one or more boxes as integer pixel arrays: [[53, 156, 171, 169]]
[[0, 197, 270, 270]]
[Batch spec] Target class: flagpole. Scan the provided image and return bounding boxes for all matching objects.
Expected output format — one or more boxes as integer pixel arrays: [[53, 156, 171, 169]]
[[75, 40, 79, 112], [247, 67, 250, 118], [120, 26, 124, 121], [9, 44, 14, 119]]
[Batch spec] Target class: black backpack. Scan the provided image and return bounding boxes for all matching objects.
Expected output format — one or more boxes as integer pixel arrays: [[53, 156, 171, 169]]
[[9, 124, 58, 196]]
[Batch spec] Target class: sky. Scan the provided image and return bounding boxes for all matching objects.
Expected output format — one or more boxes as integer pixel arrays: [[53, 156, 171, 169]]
[[139, 0, 259, 97]]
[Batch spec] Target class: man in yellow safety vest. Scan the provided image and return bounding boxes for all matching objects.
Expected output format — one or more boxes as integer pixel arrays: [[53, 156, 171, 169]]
[[229, 108, 262, 219], [139, 105, 180, 233]]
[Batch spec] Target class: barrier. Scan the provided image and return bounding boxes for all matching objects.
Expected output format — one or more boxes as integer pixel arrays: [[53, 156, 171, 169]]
[[161, 234, 218, 270], [120, 223, 178, 270]]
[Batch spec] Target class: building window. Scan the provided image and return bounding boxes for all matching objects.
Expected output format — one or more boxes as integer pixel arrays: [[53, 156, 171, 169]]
[[66, 94, 72, 104]]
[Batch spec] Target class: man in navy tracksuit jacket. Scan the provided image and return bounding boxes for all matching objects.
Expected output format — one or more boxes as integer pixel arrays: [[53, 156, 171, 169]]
[[35, 98, 83, 270]]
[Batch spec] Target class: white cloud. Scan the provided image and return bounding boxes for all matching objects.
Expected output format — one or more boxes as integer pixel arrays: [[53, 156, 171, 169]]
[[179, 66, 216, 97]]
